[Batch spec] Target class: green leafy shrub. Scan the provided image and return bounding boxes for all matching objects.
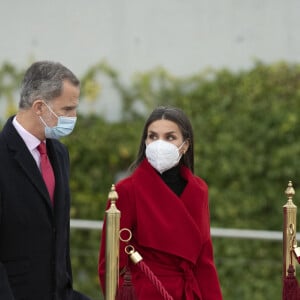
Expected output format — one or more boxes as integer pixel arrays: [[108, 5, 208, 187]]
[[1, 60, 300, 299]]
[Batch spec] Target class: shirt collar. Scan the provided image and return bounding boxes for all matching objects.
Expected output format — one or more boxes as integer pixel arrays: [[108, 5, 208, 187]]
[[12, 116, 42, 151]]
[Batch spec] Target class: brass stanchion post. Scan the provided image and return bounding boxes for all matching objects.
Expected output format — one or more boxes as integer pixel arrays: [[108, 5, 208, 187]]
[[105, 184, 120, 300], [283, 181, 297, 282]]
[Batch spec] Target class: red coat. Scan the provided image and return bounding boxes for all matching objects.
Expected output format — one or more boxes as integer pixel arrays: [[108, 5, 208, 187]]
[[99, 159, 222, 300]]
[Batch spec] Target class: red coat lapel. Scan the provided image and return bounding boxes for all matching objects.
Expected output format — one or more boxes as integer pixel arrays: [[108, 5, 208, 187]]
[[131, 159, 210, 264]]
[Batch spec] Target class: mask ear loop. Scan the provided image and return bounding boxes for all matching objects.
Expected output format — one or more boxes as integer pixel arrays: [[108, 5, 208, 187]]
[[180, 139, 191, 155], [39, 116, 48, 127], [39, 101, 59, 129], [42, 101, 59, 119], [177, 140, 188, 158], [178, 140, 186, 151]]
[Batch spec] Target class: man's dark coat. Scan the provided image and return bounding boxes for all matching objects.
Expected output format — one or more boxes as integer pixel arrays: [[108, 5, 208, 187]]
[[0, 117, 89, 300]]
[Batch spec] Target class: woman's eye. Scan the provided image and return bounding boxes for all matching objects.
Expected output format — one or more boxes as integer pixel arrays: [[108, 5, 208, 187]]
[[148, 134, 157, 140], [167, 135, 175, 141]]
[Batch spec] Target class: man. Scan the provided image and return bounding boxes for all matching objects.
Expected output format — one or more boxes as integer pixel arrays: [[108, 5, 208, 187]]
[[0, 61, 90, 300]]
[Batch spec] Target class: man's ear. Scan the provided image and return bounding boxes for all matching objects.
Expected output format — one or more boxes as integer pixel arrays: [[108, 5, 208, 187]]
[[32, 99, 44, 116]]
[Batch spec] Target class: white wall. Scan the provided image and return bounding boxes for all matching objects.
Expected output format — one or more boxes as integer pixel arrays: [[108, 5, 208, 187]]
[[1, 0, 300, 120]]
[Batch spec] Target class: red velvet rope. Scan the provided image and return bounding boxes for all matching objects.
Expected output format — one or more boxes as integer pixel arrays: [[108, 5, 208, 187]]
[[122, 231, 174, 300], [136, 260, 174, 300]]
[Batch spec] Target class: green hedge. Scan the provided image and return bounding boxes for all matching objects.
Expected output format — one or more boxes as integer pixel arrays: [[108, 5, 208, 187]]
[[1, 60, 300, 299]]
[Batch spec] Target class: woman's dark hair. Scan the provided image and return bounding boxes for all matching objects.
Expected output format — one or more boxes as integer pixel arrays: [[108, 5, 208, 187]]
[[130, 106, 194, 172]]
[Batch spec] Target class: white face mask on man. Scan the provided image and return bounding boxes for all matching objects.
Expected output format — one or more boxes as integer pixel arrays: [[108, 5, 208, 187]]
[[145, 139, 186, 174]]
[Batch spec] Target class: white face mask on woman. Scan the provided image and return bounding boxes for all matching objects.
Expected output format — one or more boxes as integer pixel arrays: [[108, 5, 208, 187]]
[[145, 139, 185, 174]]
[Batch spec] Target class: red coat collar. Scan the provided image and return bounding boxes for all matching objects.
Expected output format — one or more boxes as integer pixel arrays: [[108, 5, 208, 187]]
[[130, 159, 210, 263]]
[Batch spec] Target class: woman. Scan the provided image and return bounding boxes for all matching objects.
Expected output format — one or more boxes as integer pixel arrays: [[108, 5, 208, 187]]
[[98, 106, 223, 300]]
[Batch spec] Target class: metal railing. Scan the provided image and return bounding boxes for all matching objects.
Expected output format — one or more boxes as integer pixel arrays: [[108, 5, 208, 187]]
[[70, 219, 283, 241]]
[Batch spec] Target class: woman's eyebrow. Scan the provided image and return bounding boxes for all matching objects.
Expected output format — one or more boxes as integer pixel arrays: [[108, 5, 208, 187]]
[[148, 130, 178, 134]]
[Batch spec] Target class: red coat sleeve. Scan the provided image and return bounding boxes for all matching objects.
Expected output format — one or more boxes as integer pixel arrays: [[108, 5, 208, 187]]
[[194, 238, 223, 300]]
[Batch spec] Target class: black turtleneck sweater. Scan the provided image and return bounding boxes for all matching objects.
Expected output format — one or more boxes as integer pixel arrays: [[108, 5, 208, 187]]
[[160, 164, 187, 196]]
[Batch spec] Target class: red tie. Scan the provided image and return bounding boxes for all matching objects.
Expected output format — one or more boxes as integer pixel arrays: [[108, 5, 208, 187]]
[[37, 142, 55, 204]]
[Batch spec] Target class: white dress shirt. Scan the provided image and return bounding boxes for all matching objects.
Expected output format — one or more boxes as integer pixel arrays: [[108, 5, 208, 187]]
[[12, 116, 43, 169]]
